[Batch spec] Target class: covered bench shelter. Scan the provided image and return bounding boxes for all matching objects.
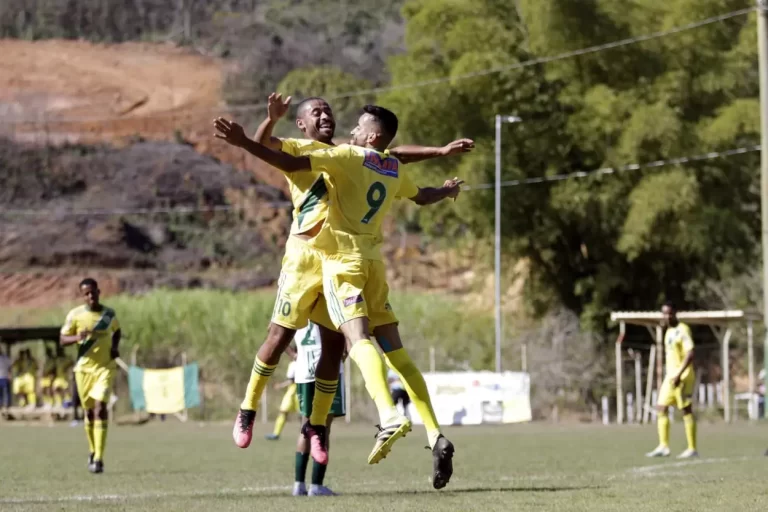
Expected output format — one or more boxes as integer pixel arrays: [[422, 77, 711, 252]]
[[610, 311, 761, 424], [0, 327, 70, 421]]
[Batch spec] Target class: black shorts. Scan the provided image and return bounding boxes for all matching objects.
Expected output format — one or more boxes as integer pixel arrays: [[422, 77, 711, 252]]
[[391, 388, 410, 408]]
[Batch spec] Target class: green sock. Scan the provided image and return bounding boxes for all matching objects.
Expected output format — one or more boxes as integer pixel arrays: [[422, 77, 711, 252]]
[[295, 452, 310, 483], [311, 460, 328, 486]]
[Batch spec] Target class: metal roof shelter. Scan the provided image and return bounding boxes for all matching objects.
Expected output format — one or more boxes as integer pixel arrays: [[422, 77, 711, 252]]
[[610, 310, 761, 424], [0, 327, 61, 348]]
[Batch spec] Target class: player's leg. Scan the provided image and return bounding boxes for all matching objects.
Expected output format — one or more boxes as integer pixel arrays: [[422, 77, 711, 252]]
[[88, 368, 115, 473], [676, 375, 698, 458], [12, 377, 24, 406], [308, 414, 337, 496], [647, 378, 674, 457], [267, 383, 297, 440], [75, 371, 97, 467], [236, 239, 321, 448], [26, 375, 37, 407], [303, 324, 344, 465]]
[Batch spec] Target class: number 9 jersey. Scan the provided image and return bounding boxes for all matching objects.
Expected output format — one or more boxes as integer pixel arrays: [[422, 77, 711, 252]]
[[308, 144, 419, 329]]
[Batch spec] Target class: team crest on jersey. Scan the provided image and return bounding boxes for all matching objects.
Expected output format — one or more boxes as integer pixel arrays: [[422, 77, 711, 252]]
[[363, 151, 399, 177], [344, 294, 364, 307]]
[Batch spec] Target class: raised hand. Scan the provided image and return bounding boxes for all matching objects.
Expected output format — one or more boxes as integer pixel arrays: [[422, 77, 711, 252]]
[[440, 139, 475, 156], [267, 92, 292, 121], [443, 177, 465, 201], [213, 117, 249, 147]]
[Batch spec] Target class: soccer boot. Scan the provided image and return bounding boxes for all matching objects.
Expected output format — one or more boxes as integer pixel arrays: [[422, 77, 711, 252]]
[[676, 449, 699, 459], [233, 409, 256, 448], [301, 421, 329, 465], [367, 416, 412, 465], [431, 435, 454, 489], [265, 433, 280, 441], [292, 482, 307, 496], [89, 460, 104, 474], [88, 452, 94, 468], [308, 484, 338, 496], [645, 445, 671, 458]]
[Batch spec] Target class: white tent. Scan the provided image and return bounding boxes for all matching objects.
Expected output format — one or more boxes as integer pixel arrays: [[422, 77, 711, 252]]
[[610, 310, 761, 424]]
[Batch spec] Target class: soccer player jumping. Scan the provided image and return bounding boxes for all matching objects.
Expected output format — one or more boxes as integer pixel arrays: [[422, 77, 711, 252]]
[[215, 104, 463, 489], [220, 94, 472, 469]]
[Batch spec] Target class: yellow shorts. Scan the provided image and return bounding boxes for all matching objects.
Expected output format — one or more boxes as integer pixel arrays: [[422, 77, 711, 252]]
[[53, 377, 69, 391], [322, 254, 397, 329], [75, 368, 115, 409], [271, 236, 334, 331], [658, 372, 695, 409], [13, 374, 35, 395], [279, 383, 299, 413]]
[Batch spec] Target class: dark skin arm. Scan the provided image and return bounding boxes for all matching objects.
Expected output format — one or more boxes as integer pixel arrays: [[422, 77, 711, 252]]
[[410, 178, 465, 205], [671, 349, 694, 387], [390, 139, 474, 164], [214, 118, 311, 173], [253, 93, 292, 150], [111, 329, 122, 359], [60, 330, 90, 347]]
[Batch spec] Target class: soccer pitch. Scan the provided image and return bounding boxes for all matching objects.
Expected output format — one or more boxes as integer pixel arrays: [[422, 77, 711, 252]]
[[2, 422, 767, 511]]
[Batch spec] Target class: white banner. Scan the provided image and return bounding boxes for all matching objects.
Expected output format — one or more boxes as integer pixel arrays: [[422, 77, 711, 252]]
[[408, 371, 532, 426]]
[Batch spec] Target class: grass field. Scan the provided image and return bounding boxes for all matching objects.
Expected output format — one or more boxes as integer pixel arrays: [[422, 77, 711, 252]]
[[2, 421, 768, 511]]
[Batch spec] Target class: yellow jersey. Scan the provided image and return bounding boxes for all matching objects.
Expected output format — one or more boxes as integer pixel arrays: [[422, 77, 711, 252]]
[[61, 304, 120, 372], [280, 138, 332, 235], [664, 322, 694, 378], [308, 144, 419, 260], [11, 359, 37, 375]]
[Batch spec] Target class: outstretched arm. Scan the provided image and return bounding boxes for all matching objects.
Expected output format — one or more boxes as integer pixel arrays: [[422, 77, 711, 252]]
[[390, 138, 474, 164], [253, 93, 292, 150], [410, 178, 464, 206], [213, 117, 311, 173]]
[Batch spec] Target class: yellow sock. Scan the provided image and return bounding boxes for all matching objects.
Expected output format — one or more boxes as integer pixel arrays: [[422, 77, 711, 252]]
[[385, 348, 441, 448], [84, 417, 95, 455], [94, 419, 108, 461], [350, 340, 398, 423], [657, 413, 670, 448], [683, 414, 697, 451], [273, 413, 287, 436], [54, 394, 62, 407], [309, 378, 338, 426], [241, 357, 277, 410], [27, 392, 37, 406], [43, 395, 53, 406]]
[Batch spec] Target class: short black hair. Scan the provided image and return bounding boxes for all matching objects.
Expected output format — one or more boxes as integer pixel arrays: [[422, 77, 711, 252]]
[[362, 105, 398, 142], [79, 277, 98, 289], [663, 300, 676, 311], [296, 97, 328, 117]]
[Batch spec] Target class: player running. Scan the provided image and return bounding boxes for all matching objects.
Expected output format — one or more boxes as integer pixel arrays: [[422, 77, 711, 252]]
[[214, 105, 462, 489], [292, 321, 345, 497], [266, 350, 299, 441], [59, 278, 122, 474], [646, 301, 698, 459], [217, 94, 473, 467]]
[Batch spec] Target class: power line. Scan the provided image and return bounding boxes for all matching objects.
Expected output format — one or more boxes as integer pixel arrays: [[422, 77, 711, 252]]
[[463, 145, 761, 191], [0, 7, 754, 125], [0, 202, 291, 218], [0, 145, 758, 218]]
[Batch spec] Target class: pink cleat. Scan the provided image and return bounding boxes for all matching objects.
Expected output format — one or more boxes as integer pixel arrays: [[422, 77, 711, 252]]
[[301, 421, 329, 465], [233, 409, 256, 448]]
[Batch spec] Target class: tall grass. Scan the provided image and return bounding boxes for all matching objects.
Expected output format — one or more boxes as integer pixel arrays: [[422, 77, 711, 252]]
[[1, 289, 507, 419]]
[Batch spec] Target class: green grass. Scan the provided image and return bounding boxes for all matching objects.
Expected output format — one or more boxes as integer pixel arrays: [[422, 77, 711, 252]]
[[2, 421, 768, 511]]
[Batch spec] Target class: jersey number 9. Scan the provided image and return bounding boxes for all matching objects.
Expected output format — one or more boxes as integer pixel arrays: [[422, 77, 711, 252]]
[[361, 182, 387, 224]]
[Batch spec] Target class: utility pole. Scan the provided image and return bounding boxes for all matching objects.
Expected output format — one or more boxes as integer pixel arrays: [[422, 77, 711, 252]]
[[757, 0, 768, 418]]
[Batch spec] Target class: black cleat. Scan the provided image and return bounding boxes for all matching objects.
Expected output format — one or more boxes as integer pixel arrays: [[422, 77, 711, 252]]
[[89, 460, 104, 474], [88, 452, 94, 468], [431, 436, 454, 490]]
